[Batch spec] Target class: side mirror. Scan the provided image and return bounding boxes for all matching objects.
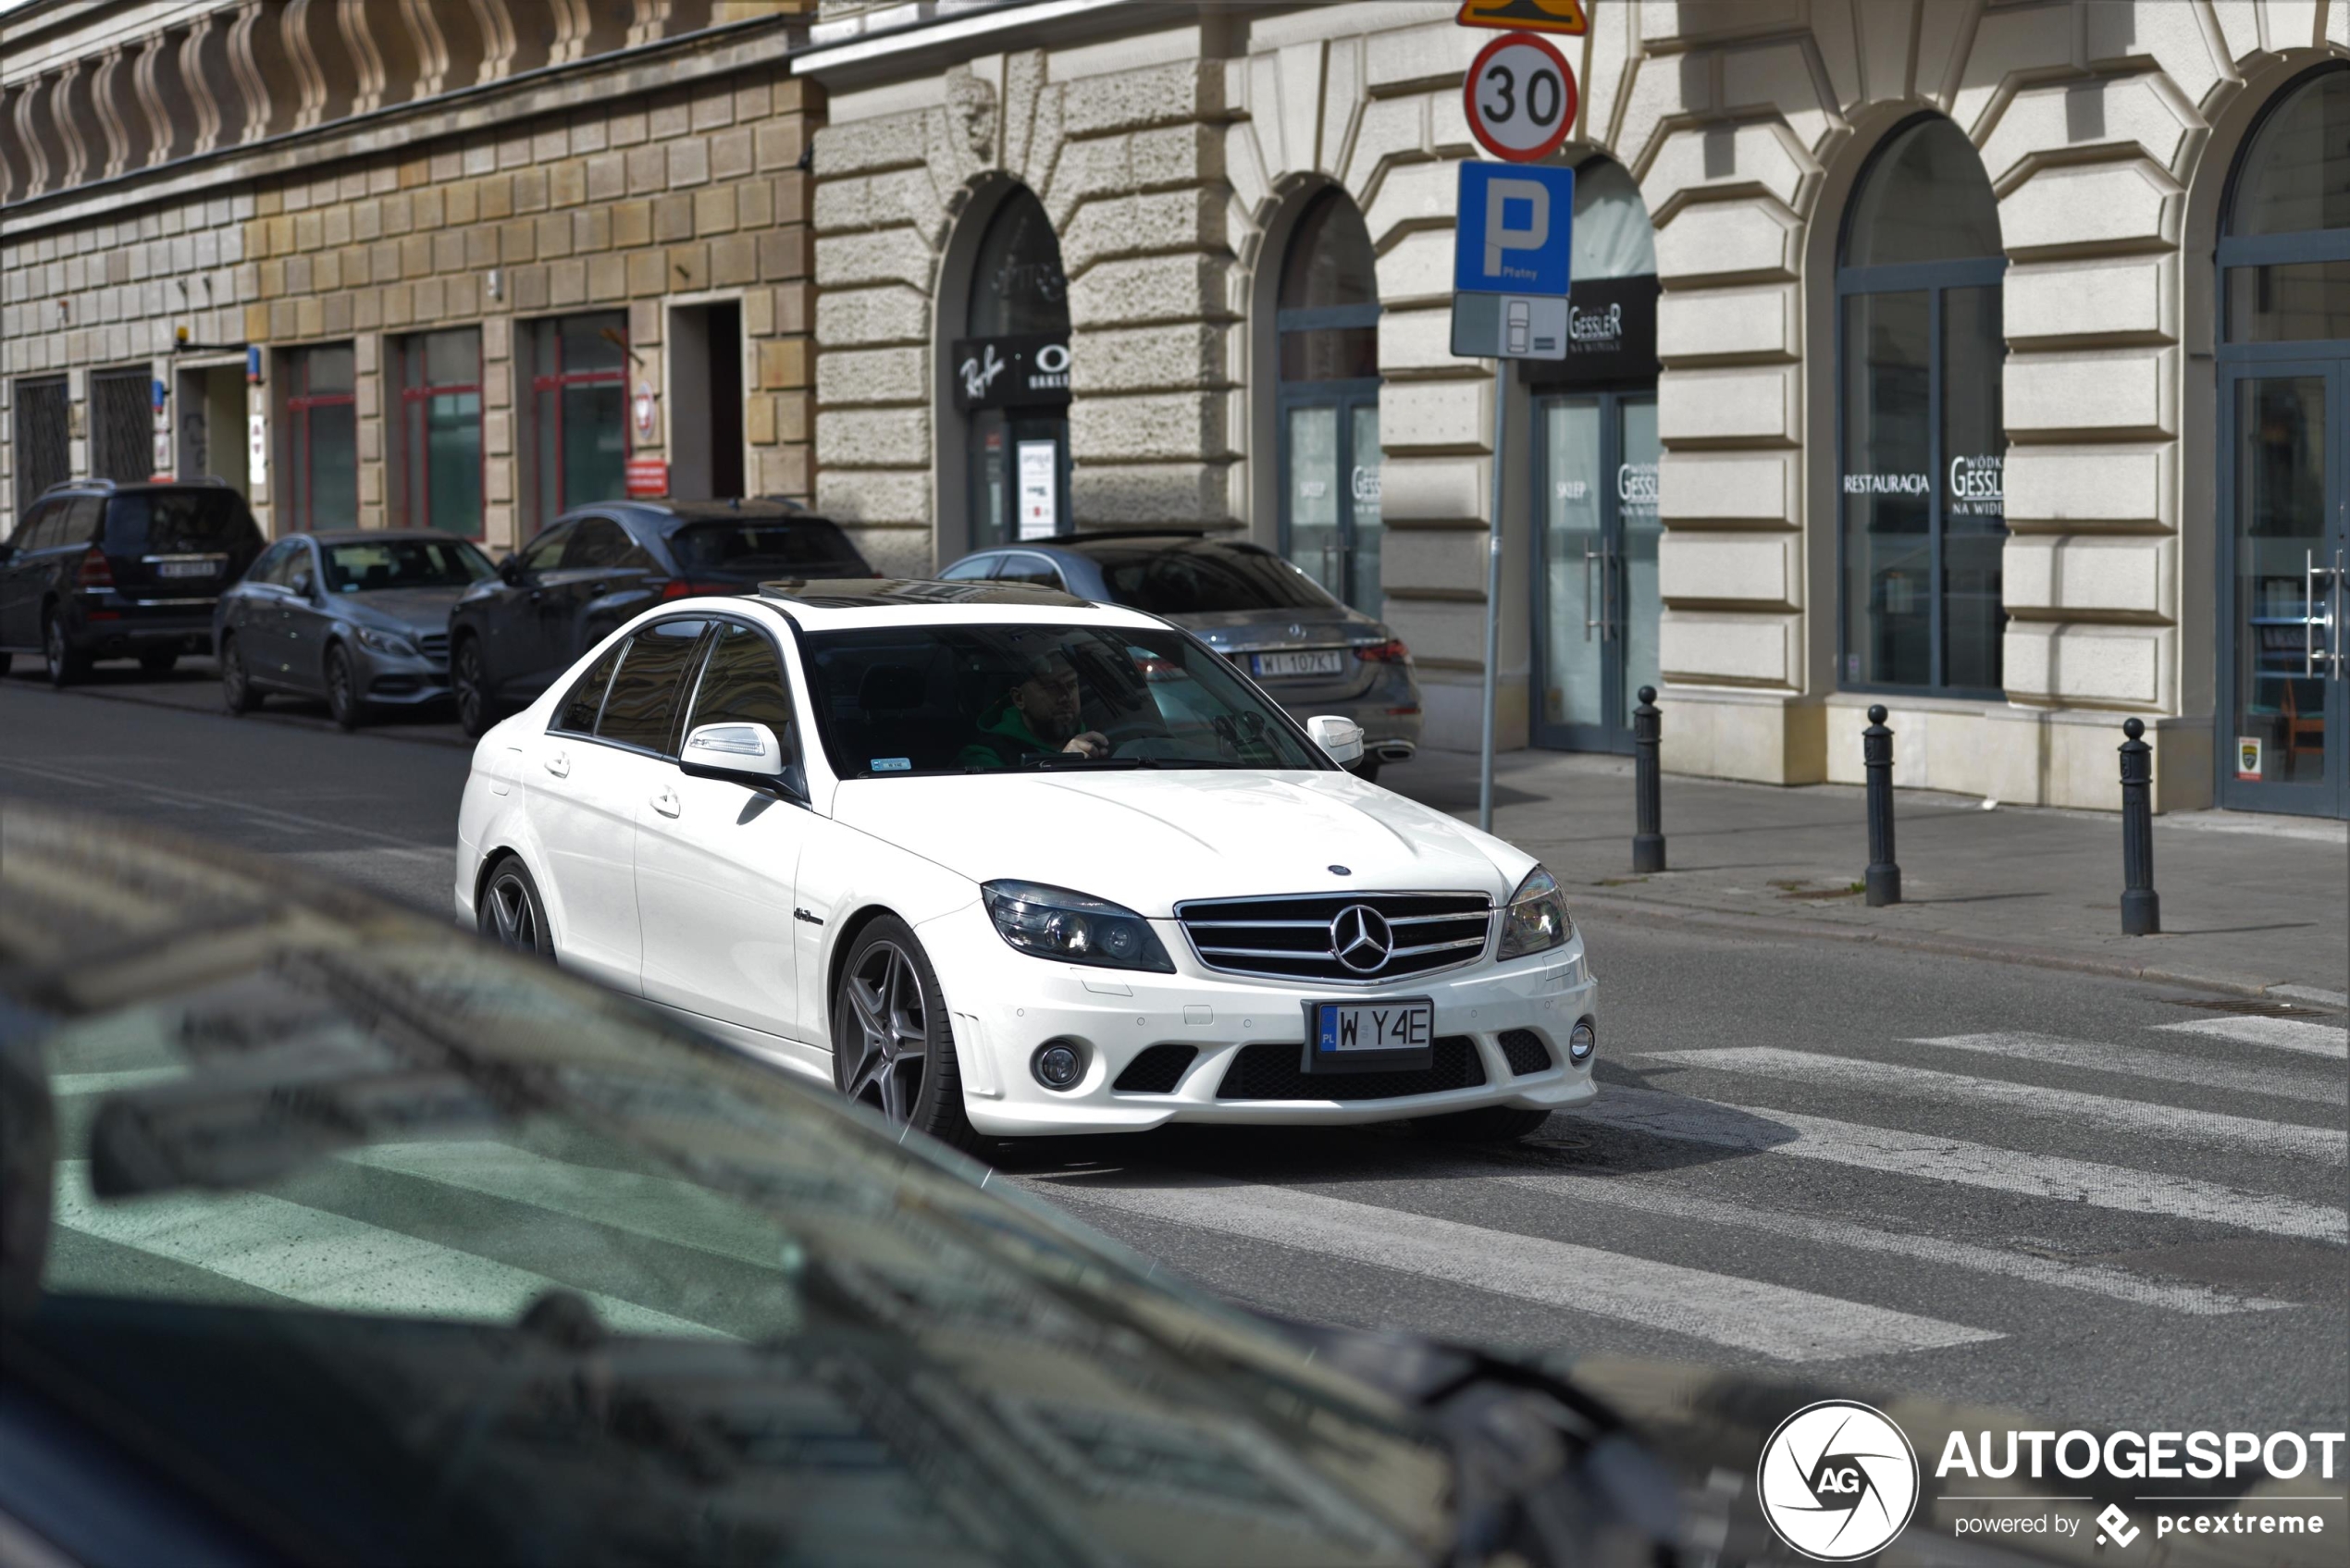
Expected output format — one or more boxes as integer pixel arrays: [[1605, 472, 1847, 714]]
[[679, 722, 790, 785], [289, 566, 316, 599], [498, 555, 526, 586], [1307, 714, 1365, 766]]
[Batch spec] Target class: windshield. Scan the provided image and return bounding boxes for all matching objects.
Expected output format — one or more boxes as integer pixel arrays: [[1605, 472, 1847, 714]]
[[799, 623, 1330, 778], [1094, 546, 1336, 615], [671, 519, 871, 576], [321, 537, 494, 593], [103, 490, 258, 555], [0, 815, 1448, 1567]]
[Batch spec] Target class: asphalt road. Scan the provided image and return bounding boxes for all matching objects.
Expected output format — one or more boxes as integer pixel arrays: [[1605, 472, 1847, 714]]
[[4, 662, 2345, 1445]]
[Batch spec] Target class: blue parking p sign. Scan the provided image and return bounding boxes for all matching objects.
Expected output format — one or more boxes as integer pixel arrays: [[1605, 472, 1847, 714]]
[[1453, 162, 1574, 296]]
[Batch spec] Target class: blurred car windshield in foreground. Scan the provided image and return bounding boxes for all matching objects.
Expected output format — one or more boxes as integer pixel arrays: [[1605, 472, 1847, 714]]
[[0, 809, 1607, 1568], [321, 536, 495, 593]]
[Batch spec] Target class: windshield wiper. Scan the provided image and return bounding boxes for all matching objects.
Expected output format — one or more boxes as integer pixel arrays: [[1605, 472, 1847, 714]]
[[1015, 754, 1143, 771]]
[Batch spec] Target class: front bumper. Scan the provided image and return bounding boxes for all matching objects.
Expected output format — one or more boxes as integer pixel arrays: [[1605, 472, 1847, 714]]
[[352, 643, 453, 707], [919, 901, 1597, 1137]]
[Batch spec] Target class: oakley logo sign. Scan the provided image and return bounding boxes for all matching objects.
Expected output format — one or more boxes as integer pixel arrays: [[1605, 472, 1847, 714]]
[[1329, 905, 1395, 973]]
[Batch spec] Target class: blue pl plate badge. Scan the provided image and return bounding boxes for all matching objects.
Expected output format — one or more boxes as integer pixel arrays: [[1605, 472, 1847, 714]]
[[871, 758, 911, 772]]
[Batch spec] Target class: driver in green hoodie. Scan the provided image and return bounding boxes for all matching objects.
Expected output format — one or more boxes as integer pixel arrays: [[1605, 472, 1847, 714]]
[[959, 648, 1112, 769]]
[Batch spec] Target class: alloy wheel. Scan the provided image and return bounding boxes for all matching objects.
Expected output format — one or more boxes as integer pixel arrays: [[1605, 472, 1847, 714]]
[[221, 636, 257, 713], [454, 641, 487, 736], [840, 940, 929, 1124], [327, 647, 359, 730], [43, 614, 75, 688], [483, 870, 541, 952]]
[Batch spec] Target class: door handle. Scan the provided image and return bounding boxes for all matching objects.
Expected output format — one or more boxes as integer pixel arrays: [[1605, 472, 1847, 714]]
[[545, 751, 570, 779], [651, 786, 680, 819], [2332, 548, 2345, 680], [1582, 540, 1600, 642], [2307, 550, 2325, 678]]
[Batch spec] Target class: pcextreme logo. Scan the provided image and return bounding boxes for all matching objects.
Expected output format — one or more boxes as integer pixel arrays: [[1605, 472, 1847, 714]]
[[1758, 1401, 1922, 1562]]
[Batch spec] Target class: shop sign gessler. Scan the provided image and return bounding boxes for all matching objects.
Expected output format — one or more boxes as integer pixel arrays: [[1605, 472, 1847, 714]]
[[950, 334, 1072, 412], [1528, 274, 1658, 387]]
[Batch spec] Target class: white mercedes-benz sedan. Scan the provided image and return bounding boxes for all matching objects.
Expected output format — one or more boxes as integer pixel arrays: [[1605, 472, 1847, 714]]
[[454, 579, 1599, 1150]]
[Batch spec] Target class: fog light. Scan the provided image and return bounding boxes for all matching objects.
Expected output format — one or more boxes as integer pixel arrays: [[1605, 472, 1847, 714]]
[[1032, 1039, 1085, 1091], [1567, 1019, 1597, 1064]]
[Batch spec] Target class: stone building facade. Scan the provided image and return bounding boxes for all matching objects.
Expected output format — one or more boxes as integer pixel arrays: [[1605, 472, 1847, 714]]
[[3, 0, 822, 554], [801, 0, 2349, 818]]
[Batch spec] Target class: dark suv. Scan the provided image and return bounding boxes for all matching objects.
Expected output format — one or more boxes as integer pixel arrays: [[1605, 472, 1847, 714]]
[[448, 498, 873, 736], [0, 479, 266, 686]]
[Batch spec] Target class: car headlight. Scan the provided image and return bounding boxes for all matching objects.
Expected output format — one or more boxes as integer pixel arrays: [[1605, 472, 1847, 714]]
[[983, 880, 1175, 972], [1497, 864, 1572, 960], [353, 625, 420, 658]]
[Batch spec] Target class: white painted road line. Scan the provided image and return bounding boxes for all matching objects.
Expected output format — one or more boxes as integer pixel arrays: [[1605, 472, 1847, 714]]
[[51, 1160, 727, 1339], [1636, 1046, 2346, 1165], [1033, 1176, 2002, 1363], [2150, 1015, 2349, 1060], [1490, 1169, 2293, 1317], [1556, 1087, 2349, 1244], [1906, 1033, 2347, 1106]]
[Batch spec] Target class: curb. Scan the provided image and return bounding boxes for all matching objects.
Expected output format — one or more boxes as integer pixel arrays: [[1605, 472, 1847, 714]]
[[1568, 890, 2344, 1005]]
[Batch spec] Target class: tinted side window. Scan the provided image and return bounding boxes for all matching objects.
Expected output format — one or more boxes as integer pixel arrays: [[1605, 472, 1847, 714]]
[[595, 619, 707, 751], [249, 540, 301, 586], [995, 553, 1065, 588], [686, 622, 796, 739], [555, 641, 624, 735], [516, 524, 573, 574], [563, 518, 649, 571], [9, 502, 56, 552], [64, 497, 106, 549]]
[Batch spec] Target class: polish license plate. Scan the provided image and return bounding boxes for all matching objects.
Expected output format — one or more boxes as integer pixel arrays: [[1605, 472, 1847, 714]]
[[1303, 996, 1435, 1073], [156, 560, 216, 578], [1253, 648, 1345, 678]]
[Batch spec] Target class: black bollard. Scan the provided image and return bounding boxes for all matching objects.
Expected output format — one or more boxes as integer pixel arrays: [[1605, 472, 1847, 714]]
[[1632, 685, 1666, 873], [1863, 704, 1900, 907], [2119, 717, 2160, 935]]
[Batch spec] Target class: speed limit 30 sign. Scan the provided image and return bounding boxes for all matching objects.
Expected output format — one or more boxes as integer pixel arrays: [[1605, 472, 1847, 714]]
[[1463, 30, 1577, 164]]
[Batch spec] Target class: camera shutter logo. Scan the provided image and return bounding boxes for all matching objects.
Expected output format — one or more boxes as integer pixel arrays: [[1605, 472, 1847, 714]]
[[1757, 1401, 1920, 1561]]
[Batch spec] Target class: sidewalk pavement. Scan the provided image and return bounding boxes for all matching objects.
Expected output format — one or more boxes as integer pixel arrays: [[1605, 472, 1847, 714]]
[[1385, 746, 2349, 1003]]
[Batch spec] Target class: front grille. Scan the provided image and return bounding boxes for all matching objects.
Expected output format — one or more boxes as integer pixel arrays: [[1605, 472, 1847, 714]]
[[1176, 892, 1490, 983], [417, 633, 451, 662], [1215, 1037, 1486, 1101], [1112, 1044, 1197, 1093], [1499, 1029, 1552, 1076]]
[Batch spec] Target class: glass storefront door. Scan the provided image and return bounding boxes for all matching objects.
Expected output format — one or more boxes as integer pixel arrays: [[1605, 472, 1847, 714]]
[[1533, 391, 1660, 752], [2219, 364, 2346, 816], [1280, 394, 1381, 611]]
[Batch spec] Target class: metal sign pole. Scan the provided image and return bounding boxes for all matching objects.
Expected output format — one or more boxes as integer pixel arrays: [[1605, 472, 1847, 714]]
[[1478, 368, 1508, 833]]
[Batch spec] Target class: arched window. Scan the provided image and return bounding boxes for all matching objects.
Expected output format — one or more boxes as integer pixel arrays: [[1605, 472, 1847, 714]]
[[2214, 65, 2349, 813], [1276, 189, 1382, 610], [1837, 116, 2006, 697], [958, 186, 1072, 548], [1571, 158, 1656, 281]]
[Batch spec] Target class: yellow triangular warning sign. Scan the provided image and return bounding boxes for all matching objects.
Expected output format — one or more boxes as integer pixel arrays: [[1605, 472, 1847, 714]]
[[1455, 0, 1589, 34]]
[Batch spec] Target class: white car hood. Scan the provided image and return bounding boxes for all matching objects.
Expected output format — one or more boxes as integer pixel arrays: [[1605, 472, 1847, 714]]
[[828, 770, 1528, 915]]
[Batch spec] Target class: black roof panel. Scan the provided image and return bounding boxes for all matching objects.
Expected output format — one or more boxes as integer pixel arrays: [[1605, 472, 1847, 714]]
[[760, 577, 1092, 610]]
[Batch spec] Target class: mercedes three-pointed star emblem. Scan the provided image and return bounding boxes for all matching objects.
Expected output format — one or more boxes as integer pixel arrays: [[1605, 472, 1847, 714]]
[[1329, 904, 1393, 973]]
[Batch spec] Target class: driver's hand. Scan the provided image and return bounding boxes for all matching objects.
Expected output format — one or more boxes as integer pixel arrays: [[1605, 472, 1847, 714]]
[[1063, 731, 1111, 758]]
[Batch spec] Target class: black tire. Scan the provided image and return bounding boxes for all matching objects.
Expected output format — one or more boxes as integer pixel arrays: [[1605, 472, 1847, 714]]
[[219, 634, 262, 714], [41, 611, 86, 689], [477, 855, 555, 958], [453, 636, 497, 738], [325, 644, 364, 731], [0, 653, 11, 678], [1411, 1105, 1551, 1143], [831, 917, 979, 1153], [137, 648, 179, 676]]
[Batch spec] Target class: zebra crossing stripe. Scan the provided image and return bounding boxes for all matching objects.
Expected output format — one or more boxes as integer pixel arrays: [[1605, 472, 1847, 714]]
[[2150, 1015, 2348, 1060], [1557, 1088, 2349, 1244], [1905, 1033, 2345, 1107], [50, 1159, 727, 1340], [1032, 1176, 2002, 1363], [1490, 1169, 2292, 1317], [1635, 1046, 2345, 1165]]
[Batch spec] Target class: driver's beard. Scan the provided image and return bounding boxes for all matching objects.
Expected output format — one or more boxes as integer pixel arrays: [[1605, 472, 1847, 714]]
[[1020, 697, 1075, 746]]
